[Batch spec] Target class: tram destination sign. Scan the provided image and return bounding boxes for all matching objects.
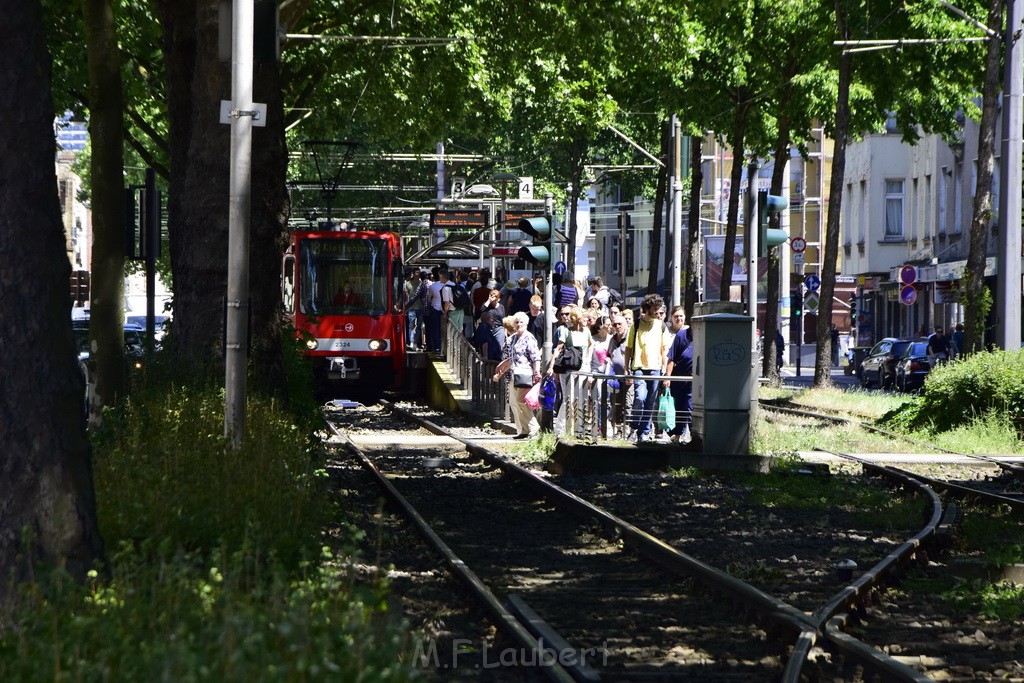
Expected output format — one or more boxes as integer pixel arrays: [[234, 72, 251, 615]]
[[430, 209, 487, 232], [505, 210, 544, 233]]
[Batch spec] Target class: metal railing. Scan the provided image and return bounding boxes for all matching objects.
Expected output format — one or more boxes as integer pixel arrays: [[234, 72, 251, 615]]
[[556, 372, 693, 443], [440, 317, 510, 421]]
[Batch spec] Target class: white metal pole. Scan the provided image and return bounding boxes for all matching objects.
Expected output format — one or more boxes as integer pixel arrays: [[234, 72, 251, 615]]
[[543, 192, 554, 366], [997, 0, 1022, 350], [747, 162, 759, 369], [671, 116, 683, 309], [225, 0, 254, 445]]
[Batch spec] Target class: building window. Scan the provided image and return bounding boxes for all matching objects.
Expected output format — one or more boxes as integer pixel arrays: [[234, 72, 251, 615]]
[[924, 174, 932, 239], [911, 177, 919, 241], [884, 179, 904, 239], [859, 180, 867, 244], [611, 237, 620, 275], [627, 231, 635, 276], [938, 169, 948, 234], [845, 183, 853, 243]]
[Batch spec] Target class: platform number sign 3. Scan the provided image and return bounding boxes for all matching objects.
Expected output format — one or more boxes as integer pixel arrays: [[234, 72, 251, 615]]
[[451, 176, 466, 198]]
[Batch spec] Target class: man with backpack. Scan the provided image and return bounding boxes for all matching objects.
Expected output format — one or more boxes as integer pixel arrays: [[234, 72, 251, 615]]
[[584, 276, 621, 314], [403, 270, 428, 349], [444, 270, 469, 340]]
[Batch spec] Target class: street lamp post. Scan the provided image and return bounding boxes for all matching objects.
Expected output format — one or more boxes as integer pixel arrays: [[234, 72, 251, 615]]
[[493, 172, 518, 279]]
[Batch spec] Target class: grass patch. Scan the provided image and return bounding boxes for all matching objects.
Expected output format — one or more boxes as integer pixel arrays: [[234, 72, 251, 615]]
[[514, 431, 559, 462], [958, 505, 1024, 566], [896, 570, 1024, 621], [946, 582, 1024, 621], [90, 386, 325, 565], [751, 410, 923, 455], [759, 385, 914, 421], [887, 409, 1024, 455], [754, 384, 1023, 455], [740, 472, 922, 531], [0, 547, 413, 682]]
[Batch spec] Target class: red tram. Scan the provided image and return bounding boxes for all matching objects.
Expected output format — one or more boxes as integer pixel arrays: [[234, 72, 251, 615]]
[[282, 227, 405, 398]]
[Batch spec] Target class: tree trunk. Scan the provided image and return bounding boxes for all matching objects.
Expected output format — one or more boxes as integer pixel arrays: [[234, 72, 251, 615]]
[[157, 0, 217, 362], [82, 0, 126, 418], [647, 121, 668, 294], [157, 0, 289, 390], [684, 136, 703, 321], [0, 0, 104, 615], [248, 59, 290, 396], [721, 91, 749, 299], [964, 0, 1004, 355], [815, 3, 853, 387]]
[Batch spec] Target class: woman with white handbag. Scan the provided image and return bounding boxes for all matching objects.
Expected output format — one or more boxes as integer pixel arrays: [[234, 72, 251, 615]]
[[492, 313, 541, 439]]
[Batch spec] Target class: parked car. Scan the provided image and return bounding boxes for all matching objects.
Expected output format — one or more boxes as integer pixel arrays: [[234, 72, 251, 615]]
[[859, 338, 915, 389], [895, 340, 934, 392], [73, 321, 147, 370], [125, 315, 169, 346]]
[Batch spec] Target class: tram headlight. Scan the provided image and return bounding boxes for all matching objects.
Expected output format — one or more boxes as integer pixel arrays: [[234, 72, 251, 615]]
[[305, 338, 319, 350], [368, 338, 387, 351]]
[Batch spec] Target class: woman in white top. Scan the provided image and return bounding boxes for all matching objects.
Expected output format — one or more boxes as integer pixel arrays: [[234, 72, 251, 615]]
[[546, 305, 593, 437], [493, 313, 541, 439]]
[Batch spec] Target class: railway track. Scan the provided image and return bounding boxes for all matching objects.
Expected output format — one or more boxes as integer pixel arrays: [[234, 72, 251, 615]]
[[328, 403, 795, 681], [759, 401, 1024, 679], [322, 399, 1012, 681]]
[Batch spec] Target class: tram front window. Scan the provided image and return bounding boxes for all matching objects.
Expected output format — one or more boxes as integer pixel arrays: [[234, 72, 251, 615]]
[[300, 238, 389, 315]]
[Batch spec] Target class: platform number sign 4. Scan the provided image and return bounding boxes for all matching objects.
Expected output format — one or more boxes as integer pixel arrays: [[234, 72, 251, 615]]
[[518, 177, 533, 200]]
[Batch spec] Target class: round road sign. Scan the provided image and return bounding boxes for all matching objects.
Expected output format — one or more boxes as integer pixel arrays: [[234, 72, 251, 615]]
[[899, 264, 918, 285], [791, 236, 807, 253], [899, 284, 917, 305], [804, 274, 821, 292], [554, 260, 567, 275]]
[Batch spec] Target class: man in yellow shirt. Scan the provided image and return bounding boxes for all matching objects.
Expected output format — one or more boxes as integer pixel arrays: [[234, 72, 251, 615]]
[[623, 294, 671, 443]]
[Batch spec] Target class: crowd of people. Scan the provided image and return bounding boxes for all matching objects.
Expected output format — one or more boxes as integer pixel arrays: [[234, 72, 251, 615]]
[[400, 265, 694, 445]]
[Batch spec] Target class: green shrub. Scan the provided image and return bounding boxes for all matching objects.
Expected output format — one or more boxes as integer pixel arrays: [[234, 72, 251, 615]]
[[0, 547, 415, 682], [91, 385, 326, 567], [0, 368, 418, 681], [892, 349, 1024, 436]]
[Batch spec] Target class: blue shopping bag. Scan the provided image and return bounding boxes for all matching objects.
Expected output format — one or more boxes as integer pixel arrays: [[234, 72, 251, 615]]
[[540, 375, 559, 411]]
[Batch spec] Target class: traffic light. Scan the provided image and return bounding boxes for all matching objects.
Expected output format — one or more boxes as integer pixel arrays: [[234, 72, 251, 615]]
[[849, 296, 857, 321], [791, 288, 803, 318], [517, 215, 551, 266], [758, 190, 789, 257]]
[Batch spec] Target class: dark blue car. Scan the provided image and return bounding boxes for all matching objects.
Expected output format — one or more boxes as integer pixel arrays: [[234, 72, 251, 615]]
[[895, 340, 933, 392]]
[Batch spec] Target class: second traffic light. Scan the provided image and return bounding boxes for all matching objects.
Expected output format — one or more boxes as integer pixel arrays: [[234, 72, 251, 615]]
[[758, 190, 789, 257], [518, 215, 551, 266], [791, 288, 803, 318]]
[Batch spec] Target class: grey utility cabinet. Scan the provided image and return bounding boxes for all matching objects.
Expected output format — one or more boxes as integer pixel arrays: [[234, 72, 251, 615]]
[[691, 312, 755, 454]]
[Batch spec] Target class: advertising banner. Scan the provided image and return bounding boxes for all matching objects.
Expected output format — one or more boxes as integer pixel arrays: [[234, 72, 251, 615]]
[[704, 235, 769, 301]]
